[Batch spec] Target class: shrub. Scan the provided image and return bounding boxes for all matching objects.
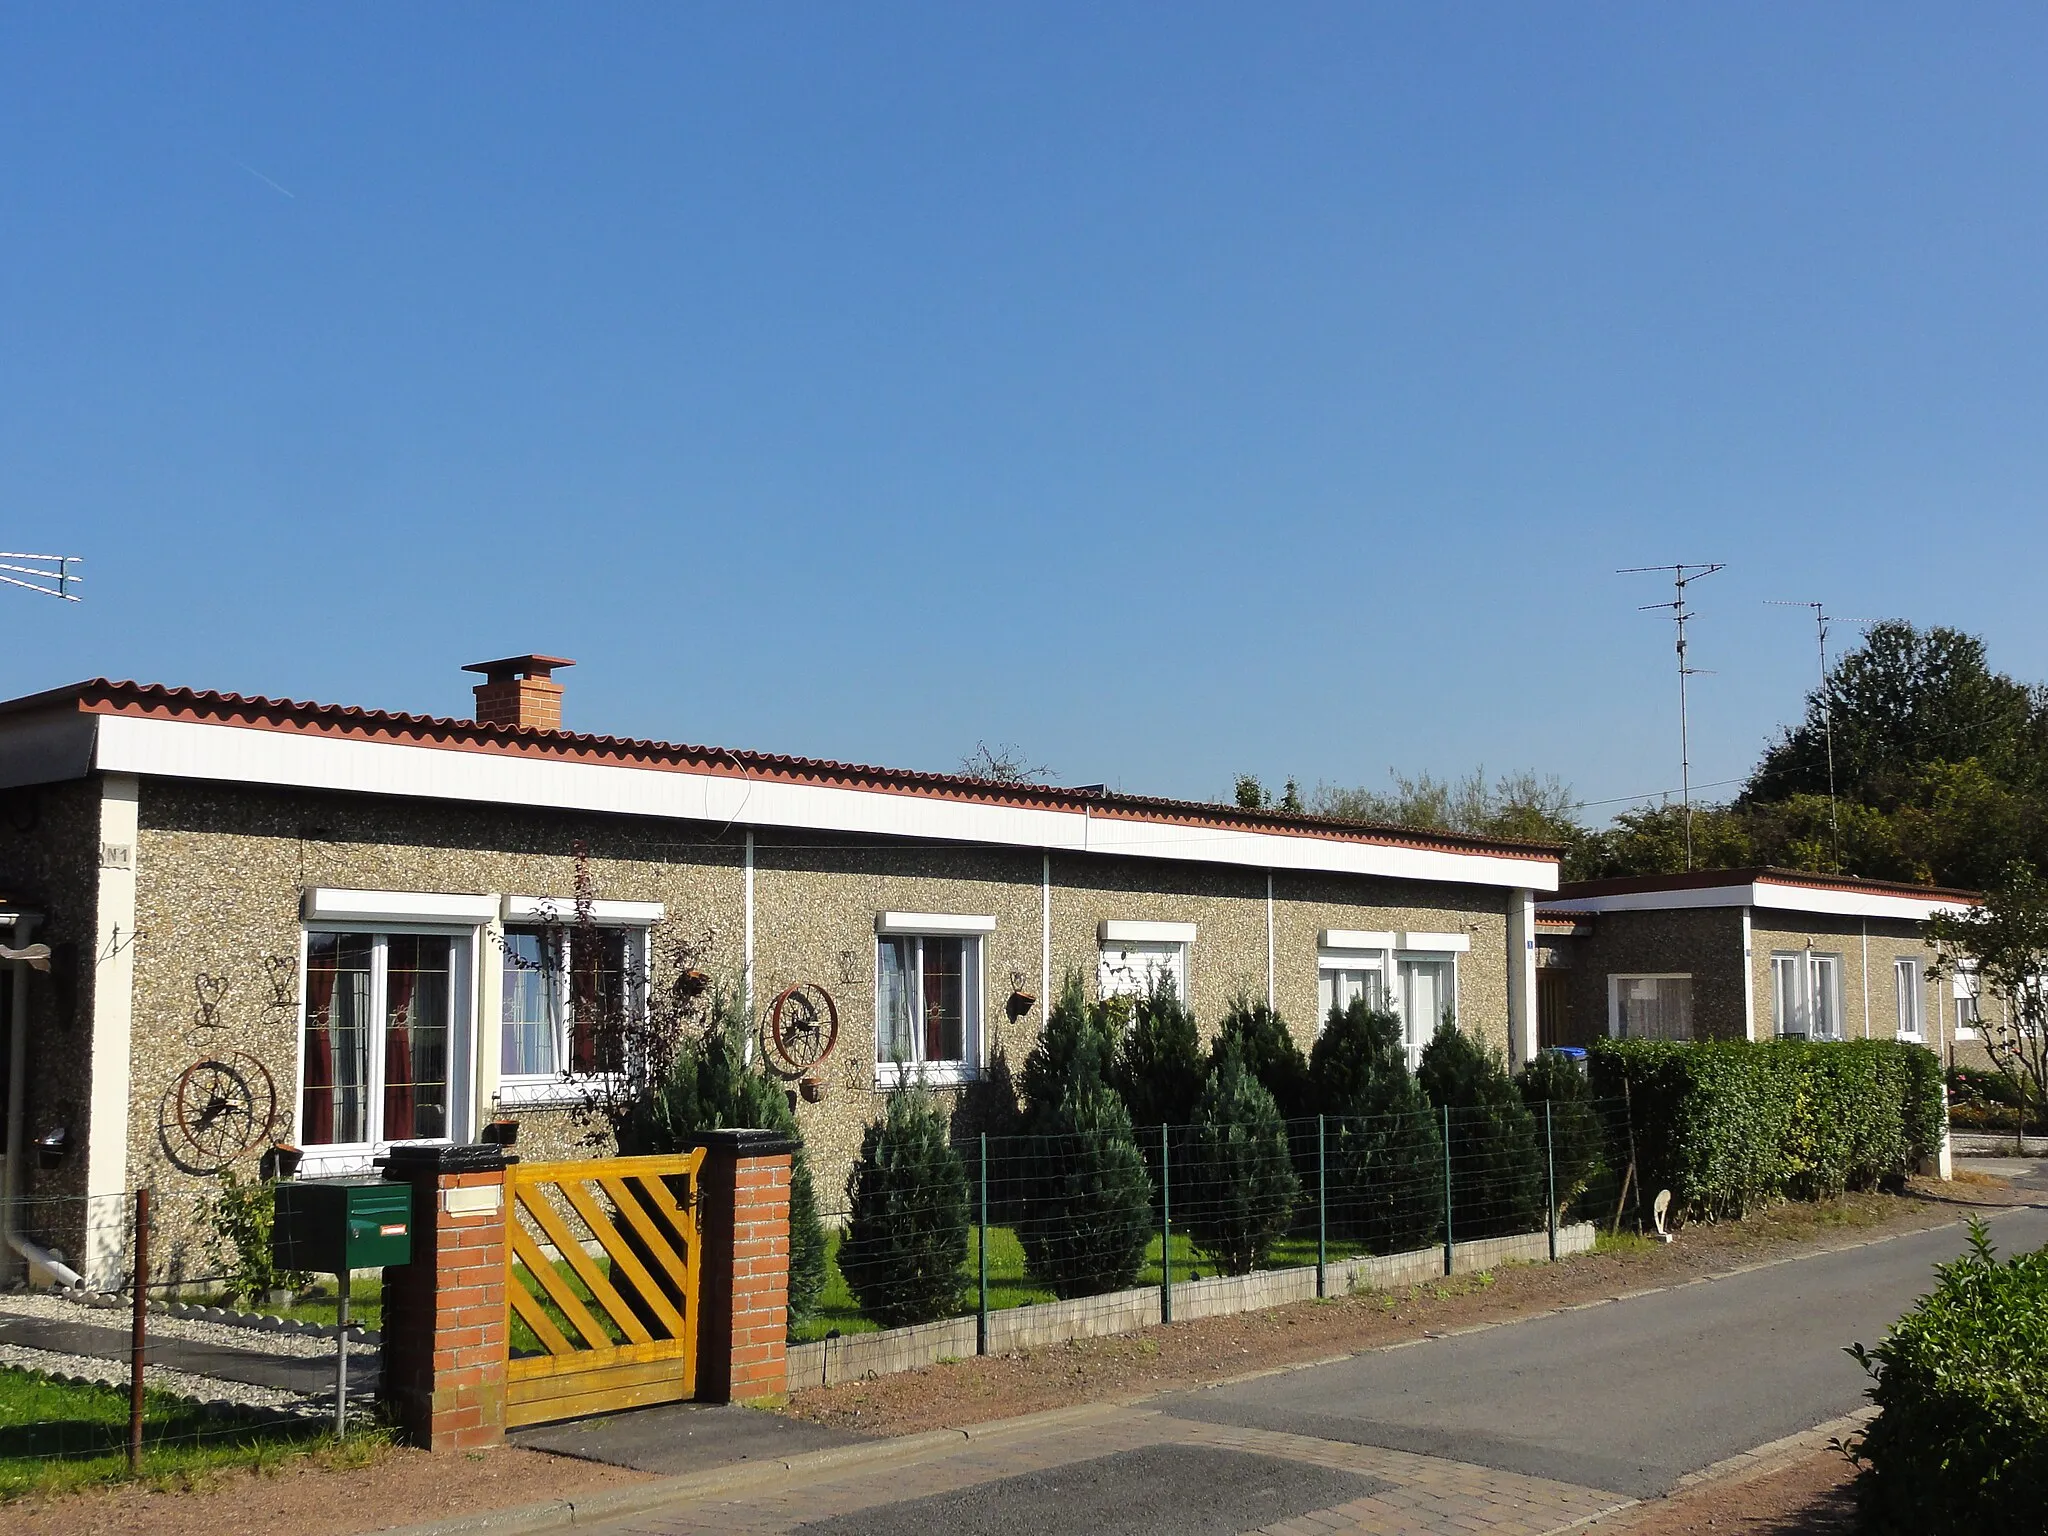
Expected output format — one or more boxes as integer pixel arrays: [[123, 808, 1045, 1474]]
[[1181, 1047, 1300, 1274], [619, 983, 827, 1330], [206, 1171, 309, 1304], [1017, 972, 1154, 1298], [1851, 1221, 2048, 1534], [839, 1088, 971, 1327], [1115, 978, 1205, 1133], [1516, 1050, 1605, 1215], [1211, 996, 1313, 1122], [1419, 1019, 1545, 1240], [1308, 999, 1443, 1253], [1588, 1037, 1943, 1220]]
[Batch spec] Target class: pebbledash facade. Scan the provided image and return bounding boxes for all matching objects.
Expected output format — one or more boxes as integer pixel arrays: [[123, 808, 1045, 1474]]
[[1534, 868, 1983, 1060], [0, 659, 1559, 1286]]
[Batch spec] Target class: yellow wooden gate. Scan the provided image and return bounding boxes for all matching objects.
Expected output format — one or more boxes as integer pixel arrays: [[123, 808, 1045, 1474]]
[[504, 1151, 704, 1427]]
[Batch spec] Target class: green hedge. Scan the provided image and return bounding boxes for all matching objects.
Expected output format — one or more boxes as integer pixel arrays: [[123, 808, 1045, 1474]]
[[1852, 1221, 2048, 1534], [1587, 1038, 1944, 1219]]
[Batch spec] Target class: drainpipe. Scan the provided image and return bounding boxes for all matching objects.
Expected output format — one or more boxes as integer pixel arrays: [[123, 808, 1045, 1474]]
[[2, 915, 41, 1285]]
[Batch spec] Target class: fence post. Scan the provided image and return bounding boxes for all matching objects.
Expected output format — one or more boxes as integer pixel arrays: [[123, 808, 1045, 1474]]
[[1441, 1105, 1455, 1278], [128, 1188, 148, 1474], [1159, 1123, 1172, 1325], [977, 1133, 990, 1357], [1316, 1115, 1327, 1299], [1545, 1100, 1558, 1263]]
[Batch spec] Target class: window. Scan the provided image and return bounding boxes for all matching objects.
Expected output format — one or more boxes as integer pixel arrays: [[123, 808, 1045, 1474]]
[[1395, 955, 1456, 1068], [1317, 952, 1387, 1029], [1954, 967, 1982, 1038], [1609, 975, 1694, 1040], [301, 931, 466, 1148], [877, 934, 981, 1082], [500, 923, 640, 1089], [1895, 958, 1925, 1040], [1773, 951, 1843, 1040], [1099, 940, 1188, 1002]]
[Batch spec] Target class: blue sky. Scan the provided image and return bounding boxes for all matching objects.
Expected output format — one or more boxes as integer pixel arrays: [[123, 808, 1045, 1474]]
[[4, 5, 2044, 820]]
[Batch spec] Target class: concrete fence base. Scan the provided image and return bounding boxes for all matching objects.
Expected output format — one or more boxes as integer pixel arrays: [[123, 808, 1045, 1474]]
[[787, 1221, 1595, 1391]]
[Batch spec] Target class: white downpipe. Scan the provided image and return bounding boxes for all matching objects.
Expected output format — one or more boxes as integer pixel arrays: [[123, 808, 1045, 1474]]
[[7, 1232, 83, 1290], [743, 831, 756, 1023], [1040, 853, 1051, 1016], [1741, 907, 1757, 1040], [1265, 872, 1275, 1010]]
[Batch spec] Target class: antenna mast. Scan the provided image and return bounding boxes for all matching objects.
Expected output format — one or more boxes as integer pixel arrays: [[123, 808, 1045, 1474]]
[[1621, 562, 1725, 870], [0, 553, 83, 603], [1767, 600, 1839, 872]]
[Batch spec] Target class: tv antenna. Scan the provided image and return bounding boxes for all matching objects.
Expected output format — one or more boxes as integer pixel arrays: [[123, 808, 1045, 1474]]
[[1621, 562, 1724, 869], [1766, 600, 1840, 872], [0, 553, 83, 603]]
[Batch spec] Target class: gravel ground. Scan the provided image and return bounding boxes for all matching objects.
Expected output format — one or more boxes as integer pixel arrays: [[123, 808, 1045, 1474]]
[[0, 1340, 300, 1413], [0, 1294, 374, 1360]]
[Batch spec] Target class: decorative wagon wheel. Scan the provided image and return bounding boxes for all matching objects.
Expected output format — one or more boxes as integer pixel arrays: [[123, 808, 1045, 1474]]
[[159, 1053, 278, 1174], [766, 983, 840, 1077]]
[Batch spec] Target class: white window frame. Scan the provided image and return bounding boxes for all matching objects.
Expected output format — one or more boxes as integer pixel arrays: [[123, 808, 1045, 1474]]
[[296, 922, 477, 1173], [1773, 950, 1844, 1040], [1953, 966, 1982, 1039], [875, 929, 985, 1088], [1394, 950, 1458, 1070], [1894, 957, 1925, 1040], [1606, 973, 1696, 1041], [495, 921, 651, 1108], [1317, 944, 1390, 1032], [1097, 920, 1196, 1005]]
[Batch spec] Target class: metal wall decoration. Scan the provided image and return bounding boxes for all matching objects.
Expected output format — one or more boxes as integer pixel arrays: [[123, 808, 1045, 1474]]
[[193, 973, 231, 1029], [157, 1053, 278, 1174], [262, 953, 298, 1010], [765, 983, 840, 1077]]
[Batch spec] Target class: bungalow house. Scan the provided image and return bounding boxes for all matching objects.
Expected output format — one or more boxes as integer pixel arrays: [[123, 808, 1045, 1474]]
[[0, 657, 1560, 1285], [1534, 868, 1982, 1058]]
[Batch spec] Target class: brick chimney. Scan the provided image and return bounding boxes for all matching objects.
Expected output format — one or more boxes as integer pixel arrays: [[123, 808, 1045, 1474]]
[[463, 655, 573, 731]]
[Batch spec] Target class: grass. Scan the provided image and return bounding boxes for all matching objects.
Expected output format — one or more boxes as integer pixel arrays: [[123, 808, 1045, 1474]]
[[178, 1276, 384, 1334], [0, 1366, 385, 1501]]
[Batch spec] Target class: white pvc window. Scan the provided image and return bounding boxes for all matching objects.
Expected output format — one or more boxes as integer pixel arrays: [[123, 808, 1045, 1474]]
[[1895, 958, 1925, 1040], [1953, 967, 1982, 1039], [498, 924, 646, 1099], [1099, 940, 1188, 1003], [1608, 975, 1694, 1041], [1395, 954, 1456, 1068], [1774, 951, 1844, 1040], [877, 933, 982, 1084], [1317, 948, 1387, 1030], [300, 929, 472, 1150]]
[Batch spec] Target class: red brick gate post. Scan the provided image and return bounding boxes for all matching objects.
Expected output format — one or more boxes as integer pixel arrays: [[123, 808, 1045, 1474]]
[[380, 1144, 510, 1450], [689, 1128, 796, 1405]]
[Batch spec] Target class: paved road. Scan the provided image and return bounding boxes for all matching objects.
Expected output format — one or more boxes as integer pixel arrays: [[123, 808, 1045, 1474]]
[[1158, 1205, 2048, 1497]]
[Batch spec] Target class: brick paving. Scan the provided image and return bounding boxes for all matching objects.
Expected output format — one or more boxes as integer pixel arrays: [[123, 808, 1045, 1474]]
[[586, 1404, 1630, 1536]]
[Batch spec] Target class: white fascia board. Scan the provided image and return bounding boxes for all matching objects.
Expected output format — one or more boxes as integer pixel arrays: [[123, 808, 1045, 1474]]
[[1319, 929, 1395, 951], [1544, 882, 1971, 924], [503, 896, 666, 926], [92, 714, 1558, 892], [304, 888, 499, 925], [1099, 920, 1198, 944], [1542, 886, 1755, 915], [1399, 931, 1472, 953], [877, 912, 998, 936]]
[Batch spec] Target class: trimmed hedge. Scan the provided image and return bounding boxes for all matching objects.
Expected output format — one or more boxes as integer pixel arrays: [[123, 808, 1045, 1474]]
[[1852, 1221, 2048, 1534], [1588, 1038, 1944, 1220]]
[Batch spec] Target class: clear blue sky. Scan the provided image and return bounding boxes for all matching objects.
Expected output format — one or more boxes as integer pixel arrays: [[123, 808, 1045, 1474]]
[[5, 5, 2044, 821]]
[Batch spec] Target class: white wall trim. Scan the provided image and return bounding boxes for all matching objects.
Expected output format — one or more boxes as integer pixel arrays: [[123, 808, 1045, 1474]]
[[87, 713, 1559, 893], [1319, 929, 1395, 951], [1741, 907, 1757, 1041], [84, 775, 139, 1286], [878, 912, 999, 936], [1099, 920, 1198, 945], [1399, 931, 1471, 954], [1543, 881, 1972, 923], [302, 888, 499, 925], [1507, 890, 1537, 1069], [502, 896, 666, 925]]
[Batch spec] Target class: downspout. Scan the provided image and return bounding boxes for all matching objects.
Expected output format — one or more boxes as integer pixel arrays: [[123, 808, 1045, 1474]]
[[1740, 907, 1757, 1040], [1264, 872, 1275, 1010], [1040, 853, 1051, 1017], [2, 916, 38, 1285], [742, 832, 756, 1027], [1861, 920, 1870, 1038]]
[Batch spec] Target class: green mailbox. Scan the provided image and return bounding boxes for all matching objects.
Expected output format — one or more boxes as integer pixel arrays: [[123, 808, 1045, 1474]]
[[272, 1178, 415, 1275]]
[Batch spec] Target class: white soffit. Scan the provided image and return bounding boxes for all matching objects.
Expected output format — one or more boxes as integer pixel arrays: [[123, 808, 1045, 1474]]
[[1399, 930, 1471, 953], [1319, 929, 1395, 951], [503, 896, 666, 925], [1540, 882, 1971, 924], [303, 888, 499, 925], [877, 912, 998, 936], [89, 714, 1559, 892], [1099, 920, 1198, 945]]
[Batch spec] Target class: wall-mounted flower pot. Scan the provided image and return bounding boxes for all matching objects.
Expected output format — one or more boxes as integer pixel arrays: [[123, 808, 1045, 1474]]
[[799, 1076, 827, 1104], [482, 1118, 520, 1147], [267, 1143, 304, 1180], [33, 1128, 68, 1171]]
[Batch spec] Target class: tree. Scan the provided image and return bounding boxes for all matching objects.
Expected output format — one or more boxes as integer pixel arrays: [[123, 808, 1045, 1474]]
[[1182, 1047, 1300, 1274], [959, 742, 1052, 784], [840, 1087, 971, 1327], [1310, 768, 1581, 846], [1114, 976, 1205, 1132], [1308, 998, 1444, 1253], [1515, 1050, 1604, 1214], [1564, 801, 1756, 882], [1212, 996, 1314, 1122], [1418, 1019, 1545, 1240], [1929, 864, 2048, 1135]]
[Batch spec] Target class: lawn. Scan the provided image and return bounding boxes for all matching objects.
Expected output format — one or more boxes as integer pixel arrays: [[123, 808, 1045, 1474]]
[[0, 1366, 380, 1500]]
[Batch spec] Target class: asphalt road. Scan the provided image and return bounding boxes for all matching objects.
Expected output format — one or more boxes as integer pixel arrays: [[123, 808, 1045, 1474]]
[[1160, 1205, 2048, 1498]]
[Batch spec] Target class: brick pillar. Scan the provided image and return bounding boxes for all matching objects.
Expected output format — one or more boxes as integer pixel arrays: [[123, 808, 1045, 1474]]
[[690, 1128, 795, 1405], [381, 1145, 510, 1450]]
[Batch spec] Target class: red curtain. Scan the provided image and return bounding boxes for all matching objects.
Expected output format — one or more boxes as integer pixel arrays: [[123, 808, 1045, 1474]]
[[300, 962, 338, 1145], [384, 961, 417, 1139]]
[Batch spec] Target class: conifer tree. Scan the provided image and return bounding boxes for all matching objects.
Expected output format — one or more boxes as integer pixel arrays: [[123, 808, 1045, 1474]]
[[1308, 998, 1443, 1252], [1183, 1046, 1300, 1274], [840, 1087, 971, 1327]]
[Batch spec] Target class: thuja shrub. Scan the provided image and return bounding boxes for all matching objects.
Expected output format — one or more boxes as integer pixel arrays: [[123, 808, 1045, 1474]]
[[1017, 973, 1154, 1298], [1115, 978, 1205, 1133], [1515, 1050, 1605, 1215], [839, 1088, 971, 1327], [1851, 1221, 2048, 1535], [1588, 1037, 1944, 1220], [1419, 1020, 1545, 1240], [1212, 996, 1314, 1121], [1308, 999, 1443, 1254], [1182, 1047, 1300, 1275]]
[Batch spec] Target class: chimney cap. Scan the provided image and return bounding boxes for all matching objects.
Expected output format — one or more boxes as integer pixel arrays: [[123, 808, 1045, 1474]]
[[462, 654, 575, 683]]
